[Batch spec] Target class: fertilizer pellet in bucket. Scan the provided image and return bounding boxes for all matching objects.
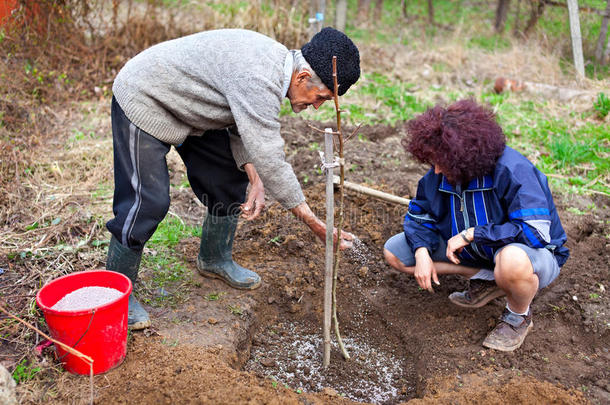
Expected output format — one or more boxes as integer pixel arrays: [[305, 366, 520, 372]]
[[52, 286, 123, 311]]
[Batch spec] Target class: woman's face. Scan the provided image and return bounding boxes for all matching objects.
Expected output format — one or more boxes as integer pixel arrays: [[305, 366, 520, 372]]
[[433, 163, 458, 184], [433, 164, 446, 176]]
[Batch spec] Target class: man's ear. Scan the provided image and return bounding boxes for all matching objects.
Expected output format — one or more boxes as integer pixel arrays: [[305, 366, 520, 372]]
[[295, 70, 312, 85]]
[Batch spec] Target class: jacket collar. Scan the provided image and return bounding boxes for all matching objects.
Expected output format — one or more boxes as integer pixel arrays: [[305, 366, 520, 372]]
[[439, 174, 494, 193]]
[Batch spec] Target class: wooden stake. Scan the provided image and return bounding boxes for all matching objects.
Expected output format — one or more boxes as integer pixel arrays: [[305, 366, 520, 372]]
[[331, 56, 350, 361], [322, 128, 334, 368]]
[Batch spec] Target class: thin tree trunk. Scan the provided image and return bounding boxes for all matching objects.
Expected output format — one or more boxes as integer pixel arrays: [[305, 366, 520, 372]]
[[523, 0, 545, 37], [357, 0, 371, 23], [567, 0, 585, 77], [373, 0, 383, 22], [513, 0, 522, 36], [401, 0, 408, 19], [427, 0, 434, 24], [495, 0, 511, 33], [330, 56, 349, 362], [594, 0, 610, 64], [335, 0, 348, 31], [604, 22, 610, 63]]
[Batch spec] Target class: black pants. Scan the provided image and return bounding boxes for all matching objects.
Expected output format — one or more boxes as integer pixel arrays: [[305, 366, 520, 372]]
[[106, 97, 249, 250]]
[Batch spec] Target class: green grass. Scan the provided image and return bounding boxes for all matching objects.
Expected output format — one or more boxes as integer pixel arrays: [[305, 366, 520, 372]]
[[340, 0, 608, 79], [205, 291, 226, 301], [141, 216, 200, 296], [12, 358, 41, 384], [147, 216, 199, 249], [467, 35, 511, 52], [594, 92, 610, 119], [292, 72, 430, 126], [290, 69, 608, 196], [481, 91, 609, 195]]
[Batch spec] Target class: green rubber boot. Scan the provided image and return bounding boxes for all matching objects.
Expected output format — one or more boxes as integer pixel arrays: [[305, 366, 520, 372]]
[[197, 213, 261, 290], [106, 236, 151, 330]]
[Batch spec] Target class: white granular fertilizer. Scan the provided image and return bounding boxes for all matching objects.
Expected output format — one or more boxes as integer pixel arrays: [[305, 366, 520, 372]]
[[51, 286, 123, 311]]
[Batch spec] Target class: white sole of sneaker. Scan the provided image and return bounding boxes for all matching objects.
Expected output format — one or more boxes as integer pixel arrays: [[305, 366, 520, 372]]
[[449, 289, 506, 309]]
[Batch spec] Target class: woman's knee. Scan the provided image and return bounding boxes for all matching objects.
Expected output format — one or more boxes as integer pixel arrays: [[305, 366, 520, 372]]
[[384, 248, 414, 274]]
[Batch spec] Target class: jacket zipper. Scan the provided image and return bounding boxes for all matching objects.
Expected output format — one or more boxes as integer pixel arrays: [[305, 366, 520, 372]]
[[461, 191, 486, 259]]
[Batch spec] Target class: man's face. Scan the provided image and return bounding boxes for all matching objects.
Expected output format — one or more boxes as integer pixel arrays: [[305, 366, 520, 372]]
[[287, 71, 334, 113]]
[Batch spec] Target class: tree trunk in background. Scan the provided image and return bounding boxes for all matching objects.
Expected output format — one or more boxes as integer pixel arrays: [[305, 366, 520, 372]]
[[513, 0, 522, 36], [427, 0, 434, 24], [523, 0, 545, 37], [373, 0, 383, 21], [358, 0, 371, 23], [335, 0, 347, 31], [604, 21, 610, 62], [567, 0, 585, 77], [401, 0, 408, 19], [594, 0, 610, 64], [495, 0, 511, 33]]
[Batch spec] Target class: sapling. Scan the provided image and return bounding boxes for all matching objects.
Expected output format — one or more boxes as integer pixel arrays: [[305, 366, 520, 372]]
[[319, 56, 360, 367]]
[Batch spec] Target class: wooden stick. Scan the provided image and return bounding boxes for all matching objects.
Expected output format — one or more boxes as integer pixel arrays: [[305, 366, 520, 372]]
[[0, 304, 95, 404], [331, 56, 350, 361], [333, 176, 411, 206], [322, 128, 334, 369]]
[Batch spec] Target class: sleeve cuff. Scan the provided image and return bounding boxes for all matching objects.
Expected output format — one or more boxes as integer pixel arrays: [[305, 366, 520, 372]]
[[277, 191, 306, 210], [228, 129, 251, 171]]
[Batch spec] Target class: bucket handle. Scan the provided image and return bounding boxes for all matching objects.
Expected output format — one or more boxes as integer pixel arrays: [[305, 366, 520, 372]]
[[57, 309, 96, 361]]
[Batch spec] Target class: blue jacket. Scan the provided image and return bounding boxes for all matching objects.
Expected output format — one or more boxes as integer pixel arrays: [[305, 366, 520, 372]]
[[404, 146, 569, 268]]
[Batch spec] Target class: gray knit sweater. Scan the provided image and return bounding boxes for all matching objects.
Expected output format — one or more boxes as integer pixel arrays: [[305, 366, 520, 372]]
[[112, 29, 305, 209]]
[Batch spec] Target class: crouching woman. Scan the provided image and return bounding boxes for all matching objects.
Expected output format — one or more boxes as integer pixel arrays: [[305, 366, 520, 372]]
[[383, 99, 569, 352]]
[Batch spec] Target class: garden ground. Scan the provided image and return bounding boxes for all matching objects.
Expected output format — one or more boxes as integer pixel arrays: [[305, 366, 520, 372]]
[[0, 16, 608, 401], [3, 107, 607, 404]]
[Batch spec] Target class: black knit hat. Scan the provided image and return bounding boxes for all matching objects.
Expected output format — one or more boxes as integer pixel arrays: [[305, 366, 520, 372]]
[[301, 27, 360, 96]]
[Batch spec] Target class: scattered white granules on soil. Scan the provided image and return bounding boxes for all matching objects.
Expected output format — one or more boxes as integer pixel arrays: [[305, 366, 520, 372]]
[[51, 286, 123, 311], [246, 321, 409, 404]]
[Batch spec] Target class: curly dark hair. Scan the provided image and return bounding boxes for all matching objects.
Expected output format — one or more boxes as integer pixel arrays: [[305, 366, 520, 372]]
[[402, 99, 506, 184]]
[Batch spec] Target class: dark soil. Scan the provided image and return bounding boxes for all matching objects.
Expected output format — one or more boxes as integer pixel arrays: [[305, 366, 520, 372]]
[[41, 116, 609, 404]]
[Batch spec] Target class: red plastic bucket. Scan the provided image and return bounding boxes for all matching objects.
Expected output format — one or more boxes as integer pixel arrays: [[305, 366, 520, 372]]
[[36, 270, 132, 375]]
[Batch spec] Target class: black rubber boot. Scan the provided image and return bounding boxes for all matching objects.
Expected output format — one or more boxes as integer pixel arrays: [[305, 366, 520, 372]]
[[106, 236, 151, 330], [197, 213, 261, 290]]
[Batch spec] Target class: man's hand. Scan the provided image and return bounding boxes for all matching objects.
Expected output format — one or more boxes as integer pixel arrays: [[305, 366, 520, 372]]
[[291, 202, 354, 250], [241, 163, 265, 221], [446, 227, 474, 264], [325, 227, 355, 250], [414, 247, 439, 293]]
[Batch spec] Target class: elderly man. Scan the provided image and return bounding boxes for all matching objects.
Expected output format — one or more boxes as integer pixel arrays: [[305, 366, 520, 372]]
[[106, 28, 360, 329]]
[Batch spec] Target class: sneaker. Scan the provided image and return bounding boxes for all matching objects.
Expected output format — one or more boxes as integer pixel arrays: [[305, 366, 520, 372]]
[[448, 279, 506, 308], [483, 308, 533, 352]]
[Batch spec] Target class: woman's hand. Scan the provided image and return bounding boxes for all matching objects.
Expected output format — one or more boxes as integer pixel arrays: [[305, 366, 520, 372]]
[[414, 247, 439, 293], [446, 227, 474, 264], [241, 163, 265, 221]]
